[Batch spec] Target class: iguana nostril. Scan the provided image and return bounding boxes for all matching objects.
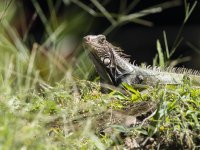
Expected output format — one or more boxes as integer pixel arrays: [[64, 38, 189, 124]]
[[83, 36, 90, 43]]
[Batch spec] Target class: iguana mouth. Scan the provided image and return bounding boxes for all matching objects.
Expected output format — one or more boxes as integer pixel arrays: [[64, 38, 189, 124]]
[[83, 36, 90, 42]]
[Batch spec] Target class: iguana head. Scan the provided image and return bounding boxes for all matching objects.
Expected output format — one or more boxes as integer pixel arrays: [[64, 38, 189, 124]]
[[83, 35, 114, 68], [83, 34, 133, 86]]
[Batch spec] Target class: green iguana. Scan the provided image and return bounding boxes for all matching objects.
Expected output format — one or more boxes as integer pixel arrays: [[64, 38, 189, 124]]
[[83, 34, 200, 88]]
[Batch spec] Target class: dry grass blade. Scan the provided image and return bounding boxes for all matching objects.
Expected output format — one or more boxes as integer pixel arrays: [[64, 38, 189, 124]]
[[90, 0, 116, 25], [0, 0, 13, 22], [70, 0, 97, 16], [119, 0, 182, 22]]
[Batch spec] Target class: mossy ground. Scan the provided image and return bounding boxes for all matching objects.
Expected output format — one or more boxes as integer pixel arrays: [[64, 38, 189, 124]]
[[1, 73, 200, 149]]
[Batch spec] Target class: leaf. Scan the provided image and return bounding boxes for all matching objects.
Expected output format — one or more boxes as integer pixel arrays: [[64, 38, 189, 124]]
[[122, 82, 141, 96], [156, 39, 165, 68]]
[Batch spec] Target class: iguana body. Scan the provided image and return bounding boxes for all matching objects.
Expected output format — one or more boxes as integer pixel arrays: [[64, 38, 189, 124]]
[[83, 34, 200, 87]]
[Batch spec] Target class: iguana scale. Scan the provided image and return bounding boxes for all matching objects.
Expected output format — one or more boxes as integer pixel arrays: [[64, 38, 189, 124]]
[[83, 34, 200, 88]]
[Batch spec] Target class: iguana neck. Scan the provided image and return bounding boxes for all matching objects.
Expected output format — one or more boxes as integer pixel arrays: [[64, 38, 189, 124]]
[[108, 51, 134, 85]]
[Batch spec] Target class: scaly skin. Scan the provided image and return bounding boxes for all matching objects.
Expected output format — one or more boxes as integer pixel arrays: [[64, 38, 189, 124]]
[[83, 34, 200, 87]]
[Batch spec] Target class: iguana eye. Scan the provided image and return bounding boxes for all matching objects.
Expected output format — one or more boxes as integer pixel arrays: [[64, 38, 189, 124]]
[[103, 58, 111, 66], [98, 35, 106, 44]]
